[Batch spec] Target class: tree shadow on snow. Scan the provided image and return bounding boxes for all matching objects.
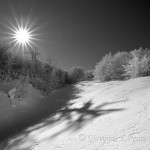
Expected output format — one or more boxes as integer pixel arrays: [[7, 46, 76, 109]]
[[0, 83, 126, 150], [47, 100, 125, 139], [0, 84, 78, 143]]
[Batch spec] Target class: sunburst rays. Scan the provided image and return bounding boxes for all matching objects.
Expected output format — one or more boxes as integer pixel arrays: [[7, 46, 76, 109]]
[[0, 10, 42, 56]]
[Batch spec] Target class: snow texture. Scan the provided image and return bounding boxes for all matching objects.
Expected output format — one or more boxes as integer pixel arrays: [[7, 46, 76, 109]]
[[1, 77, 150, 150]]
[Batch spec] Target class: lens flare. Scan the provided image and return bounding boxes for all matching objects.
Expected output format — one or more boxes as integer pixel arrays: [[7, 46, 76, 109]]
[[0, 13, 42, 55], [14, 28, 31, 45]]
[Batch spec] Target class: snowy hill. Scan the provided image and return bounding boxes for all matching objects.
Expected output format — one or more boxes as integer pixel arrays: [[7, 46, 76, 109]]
[[1, 77, 150, 150]]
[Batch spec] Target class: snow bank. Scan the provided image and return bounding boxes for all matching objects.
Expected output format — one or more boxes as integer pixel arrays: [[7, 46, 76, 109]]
[[1, 77, 150, 150]]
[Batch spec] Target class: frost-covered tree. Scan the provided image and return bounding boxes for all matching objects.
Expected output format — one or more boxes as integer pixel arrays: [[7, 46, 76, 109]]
[[123, 48, 150, 79], [123, 53, 139, 79], [138, 55, 149, 76], [113, 51, 131, 80], [93, 52, 115, 81]]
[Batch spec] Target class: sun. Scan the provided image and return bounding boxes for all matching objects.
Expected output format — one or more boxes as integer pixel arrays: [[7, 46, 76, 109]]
[[9, 21, 39, 51], [1, 15, 41, 55], [14, 28, 31, 45]]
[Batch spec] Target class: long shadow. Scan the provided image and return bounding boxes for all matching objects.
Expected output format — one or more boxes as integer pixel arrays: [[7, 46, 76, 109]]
[[0, 83, 79, 144], [2, 100, 126, 150], [0, 83, 126, 150], [47, 100, 125, 139]]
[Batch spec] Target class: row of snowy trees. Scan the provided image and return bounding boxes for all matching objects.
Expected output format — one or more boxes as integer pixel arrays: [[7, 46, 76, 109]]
[[0, 43, 93, 94], [124, 48, 150, 79], [2, 43, 148, 88], [93, 47, 150, 82], [0, 44, 68, 94]]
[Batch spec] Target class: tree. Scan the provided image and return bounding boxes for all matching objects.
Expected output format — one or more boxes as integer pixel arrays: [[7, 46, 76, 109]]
[[93, 52, 114, 81], [85, 70, 94, 80], [0, 44, 13, 81], [123, 54, 139, 79], [113, 51, 131, 80], [138, 55, 149, 76], [68, 66, 85, 83], [123, 48, 150, 79]]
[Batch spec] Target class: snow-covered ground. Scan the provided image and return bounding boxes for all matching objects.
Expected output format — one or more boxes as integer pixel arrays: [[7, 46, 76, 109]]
[[1, 77, 150, 150]]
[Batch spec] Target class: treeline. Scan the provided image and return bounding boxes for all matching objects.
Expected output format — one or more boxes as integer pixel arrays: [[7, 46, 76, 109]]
[[2, 43, 148, 93], [93, 47, 150, 82], [67, 67, 93, 83], [0, 44, 93, 94]]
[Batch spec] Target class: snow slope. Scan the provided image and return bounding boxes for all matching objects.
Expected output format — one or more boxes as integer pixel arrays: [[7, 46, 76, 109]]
[[1, 77, 150, 150]]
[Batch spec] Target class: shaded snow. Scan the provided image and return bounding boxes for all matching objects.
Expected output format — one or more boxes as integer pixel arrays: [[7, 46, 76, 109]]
[[1, 77, 150, 150]]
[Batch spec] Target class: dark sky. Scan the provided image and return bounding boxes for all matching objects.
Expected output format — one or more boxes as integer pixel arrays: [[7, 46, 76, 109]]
[[0, 0, 150, 71]]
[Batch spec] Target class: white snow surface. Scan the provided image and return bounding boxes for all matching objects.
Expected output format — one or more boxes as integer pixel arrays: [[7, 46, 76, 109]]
[[2, 77, 150, 150]]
